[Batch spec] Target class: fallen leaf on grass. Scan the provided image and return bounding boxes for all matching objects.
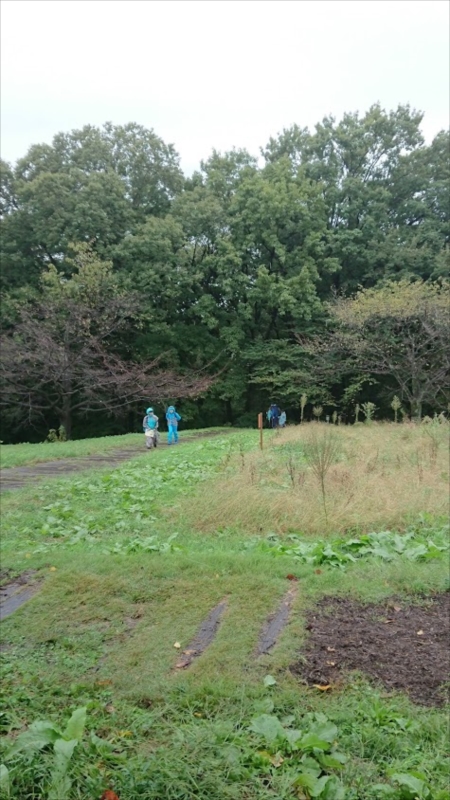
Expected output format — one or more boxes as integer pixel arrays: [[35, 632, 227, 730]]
[[270, 753, 284, 767], [194, 712, 203, 717], [315, 569, 322, 575], [49, 566, 57, 571], [313, 684, 332, 691], [257, 750, 284, 767], [173, 642, 181, 649], [105, 704, 116, 714], [286, 574, 298, 581], [101, 792, 120, 800]]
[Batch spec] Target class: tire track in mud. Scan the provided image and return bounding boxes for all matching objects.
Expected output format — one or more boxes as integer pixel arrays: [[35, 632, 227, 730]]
[[0, 570, 41, 621], [256, 585, 297, 656], [173, 599, 228, 670], [172, 585, 297, 670]]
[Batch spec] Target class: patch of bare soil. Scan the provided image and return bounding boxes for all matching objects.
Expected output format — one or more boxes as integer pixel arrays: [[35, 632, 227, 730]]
[[290, 593, 450, 707]]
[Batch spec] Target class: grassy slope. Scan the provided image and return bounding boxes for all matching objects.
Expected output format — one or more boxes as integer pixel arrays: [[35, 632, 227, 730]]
[[0, 425, 449, 800]]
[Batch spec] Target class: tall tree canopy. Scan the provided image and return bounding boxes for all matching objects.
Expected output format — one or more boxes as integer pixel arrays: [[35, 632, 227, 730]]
[[1, 106, 448, 441]]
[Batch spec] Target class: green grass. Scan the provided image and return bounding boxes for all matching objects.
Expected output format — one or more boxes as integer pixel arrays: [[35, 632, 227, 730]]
[[0, 429, 449, 799]]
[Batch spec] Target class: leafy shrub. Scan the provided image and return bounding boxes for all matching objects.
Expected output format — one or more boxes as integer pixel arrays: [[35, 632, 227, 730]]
[[45, 426, 67, 443]]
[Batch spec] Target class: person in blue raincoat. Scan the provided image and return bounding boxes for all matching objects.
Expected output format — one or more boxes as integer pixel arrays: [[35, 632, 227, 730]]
[[166, 405, 181, 444], [268, 403, 281, 428]]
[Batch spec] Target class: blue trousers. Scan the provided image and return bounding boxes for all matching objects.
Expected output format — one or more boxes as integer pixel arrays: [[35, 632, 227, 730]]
[[168, 424, 179, 444]]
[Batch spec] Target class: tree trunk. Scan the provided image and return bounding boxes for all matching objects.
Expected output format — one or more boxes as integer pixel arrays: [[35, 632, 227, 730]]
[[61, 395, 72, 439], [410, 398, 422, 422], [225, 398, 233, 424]]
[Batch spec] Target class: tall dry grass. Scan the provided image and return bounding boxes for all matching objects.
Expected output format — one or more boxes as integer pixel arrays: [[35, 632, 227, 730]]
[[173, 422, 450, 537]]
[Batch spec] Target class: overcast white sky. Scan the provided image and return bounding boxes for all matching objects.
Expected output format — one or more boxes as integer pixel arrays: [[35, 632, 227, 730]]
[[1, 0, 449, 174]]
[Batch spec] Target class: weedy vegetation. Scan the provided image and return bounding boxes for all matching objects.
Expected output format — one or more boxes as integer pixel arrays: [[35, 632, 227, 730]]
[[181, 422, 449, 536]]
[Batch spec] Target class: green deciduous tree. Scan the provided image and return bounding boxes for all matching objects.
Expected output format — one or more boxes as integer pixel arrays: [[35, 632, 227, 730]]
[[0, 123, 183, 291], [263, 105, 447, 293], [330, 280, 450, 420]]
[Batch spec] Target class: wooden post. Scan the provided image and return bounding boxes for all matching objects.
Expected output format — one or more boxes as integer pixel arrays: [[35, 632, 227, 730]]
[[258, 412, 263, 450]]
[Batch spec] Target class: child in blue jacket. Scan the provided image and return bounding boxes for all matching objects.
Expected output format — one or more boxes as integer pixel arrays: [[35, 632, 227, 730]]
[[143, 407, 159, 448], [166, 405, 181, 444]]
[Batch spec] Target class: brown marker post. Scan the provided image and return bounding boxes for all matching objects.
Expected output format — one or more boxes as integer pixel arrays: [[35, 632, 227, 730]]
[[258, 412, 263, 450]]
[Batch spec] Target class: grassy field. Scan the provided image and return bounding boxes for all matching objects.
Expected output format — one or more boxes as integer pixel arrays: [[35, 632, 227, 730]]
[[0, 423, 449, 800]]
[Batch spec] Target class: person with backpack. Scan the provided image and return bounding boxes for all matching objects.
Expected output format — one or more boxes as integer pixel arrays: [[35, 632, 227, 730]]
[[166, 405, 181, 444], [143, 407, 159, 449], [269, 403, 281, 428]]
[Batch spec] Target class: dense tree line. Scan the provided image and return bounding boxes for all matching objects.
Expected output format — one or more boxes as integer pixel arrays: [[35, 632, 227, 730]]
[[1, 106, 449, 442]]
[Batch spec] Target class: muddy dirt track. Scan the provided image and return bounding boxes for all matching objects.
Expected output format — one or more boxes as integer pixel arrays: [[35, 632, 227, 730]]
[[0, 570, 40, 622], [290, 592, 450, 707], [0, 431, 229, 492]]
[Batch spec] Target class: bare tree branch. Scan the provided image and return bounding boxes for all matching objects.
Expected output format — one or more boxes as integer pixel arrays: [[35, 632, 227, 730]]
[[0, 290, 214, 438]]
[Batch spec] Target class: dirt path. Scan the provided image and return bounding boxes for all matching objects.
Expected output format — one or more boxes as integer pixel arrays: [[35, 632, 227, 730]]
[[0, 431, 228, 492]]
